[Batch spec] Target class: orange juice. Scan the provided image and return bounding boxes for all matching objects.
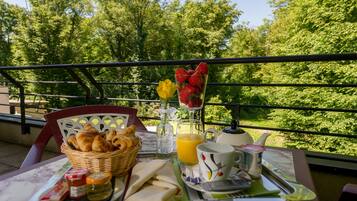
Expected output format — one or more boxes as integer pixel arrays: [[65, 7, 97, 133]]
[[176, 134, 204, 165]]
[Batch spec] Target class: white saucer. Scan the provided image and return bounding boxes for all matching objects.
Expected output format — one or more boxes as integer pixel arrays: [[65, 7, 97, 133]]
[[181, 174, 243, 194]]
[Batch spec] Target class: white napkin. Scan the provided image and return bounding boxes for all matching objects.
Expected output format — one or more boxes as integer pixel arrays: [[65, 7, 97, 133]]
[[154, 162, 180, 188], [124, 160, 182, 201], [125, 184, 177, 201], [124, 160, 167, 199], [148, 179, 179, 194]]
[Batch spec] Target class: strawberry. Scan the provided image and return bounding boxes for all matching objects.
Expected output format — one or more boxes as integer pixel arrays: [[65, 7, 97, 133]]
[[196, 62, 208, 75], [179, 90, 189, 104], [187, 69, 195, 75], [188, 71, 204, 87], [175, 68, 189, 83], [179, 85, 199, 104], [188, 97, 203, 108]]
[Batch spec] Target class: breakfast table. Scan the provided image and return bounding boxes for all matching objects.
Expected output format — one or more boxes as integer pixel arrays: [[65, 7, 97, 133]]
[[0, 131, 318, 201]]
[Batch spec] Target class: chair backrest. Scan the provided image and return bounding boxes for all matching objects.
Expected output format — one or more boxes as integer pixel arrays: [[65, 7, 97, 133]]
[[21, 105, 146, 168], [46, 105, 147, 145], [57, 113, 129, 139]]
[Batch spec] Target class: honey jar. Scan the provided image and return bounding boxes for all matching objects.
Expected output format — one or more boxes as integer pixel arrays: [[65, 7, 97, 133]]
[[86, 172, 113, 201]]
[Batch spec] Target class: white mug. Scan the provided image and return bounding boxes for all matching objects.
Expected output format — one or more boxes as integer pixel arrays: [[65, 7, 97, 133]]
[[196, 142, 239, 182]]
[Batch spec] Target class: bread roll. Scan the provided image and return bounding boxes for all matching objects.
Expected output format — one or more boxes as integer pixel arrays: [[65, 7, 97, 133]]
[[92, 135, 109, 152], [126, 125, 136, 136], [76, 132, 96, 152], [83, 123, 98, 134], [106, 130, 117, 142], [67, 135, 79, 150], [117, 125, 136, 137], [112, 135, 127, 151]]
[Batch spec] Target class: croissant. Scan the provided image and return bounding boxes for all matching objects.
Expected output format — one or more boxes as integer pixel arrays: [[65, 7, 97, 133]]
[[67, 135, 79, 150], [83, 123, 98, 134], [117, 125, 136, 137], [112, 135, 127, 151], [106, 130, 117, 142], [76, 132, 96, 152], [92, 135, 109, 152]]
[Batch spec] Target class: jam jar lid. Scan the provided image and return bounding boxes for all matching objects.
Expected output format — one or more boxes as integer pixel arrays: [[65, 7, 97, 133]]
[[86, 172, 112, 185], [64, 168, 88, 180]]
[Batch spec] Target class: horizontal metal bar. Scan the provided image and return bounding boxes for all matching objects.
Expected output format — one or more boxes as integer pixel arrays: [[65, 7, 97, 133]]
[[100, 82, 158, 86], [138, 116, 160, 120], [99, 82, 357, 88], [20, 80, 78, 84], [0, 103, 10, 106], [208, 83, 357, 88], [25, 93, 87, 99], [204, 121, 357, 138], [239, 104, 357, 113], [20, 94, 357, 113], [0, 53, 355, 70], [205, 103, 357, 113], [306, 151, 357, 163], [107, 97, 160, 103]]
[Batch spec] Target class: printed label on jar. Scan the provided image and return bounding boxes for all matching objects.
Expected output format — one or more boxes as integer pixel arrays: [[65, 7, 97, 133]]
[[70, 185, 86, 198]]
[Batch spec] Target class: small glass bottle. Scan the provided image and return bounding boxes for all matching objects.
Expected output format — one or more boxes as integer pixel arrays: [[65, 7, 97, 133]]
[[86, 172, 113, 201], [64, 168, 88, 200]]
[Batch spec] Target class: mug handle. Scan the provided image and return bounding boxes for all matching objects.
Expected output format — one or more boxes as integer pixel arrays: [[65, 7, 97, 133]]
[[233, 150, 245, 171], [204, 128, 219, 142]]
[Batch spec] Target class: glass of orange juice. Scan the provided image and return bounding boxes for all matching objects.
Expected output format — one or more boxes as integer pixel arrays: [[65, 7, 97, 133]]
[[176, 119, 205, 165]]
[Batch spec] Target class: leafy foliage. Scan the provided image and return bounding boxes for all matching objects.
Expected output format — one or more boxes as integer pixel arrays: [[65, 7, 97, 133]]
[[1, 0, 355, 156], [261, 0, 357, 155]]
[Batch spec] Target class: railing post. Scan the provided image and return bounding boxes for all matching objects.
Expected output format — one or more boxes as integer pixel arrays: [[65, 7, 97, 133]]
[[201, 103, 205, 130], [19, 87, 29, 134], [0, 71, 30, 134], [66, 69, 91, 104], [237, 104, 241, 126], [79, 68, 105, 103]]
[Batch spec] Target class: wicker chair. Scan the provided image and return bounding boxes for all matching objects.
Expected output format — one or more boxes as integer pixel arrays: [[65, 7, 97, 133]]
[[21, 105, 146, 168]]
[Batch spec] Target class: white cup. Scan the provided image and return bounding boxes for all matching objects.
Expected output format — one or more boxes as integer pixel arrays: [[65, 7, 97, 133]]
[[196, 142, 239, 182]]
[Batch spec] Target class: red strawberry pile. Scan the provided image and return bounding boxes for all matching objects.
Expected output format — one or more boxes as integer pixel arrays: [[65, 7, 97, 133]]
[[175, 62, 209, 109]]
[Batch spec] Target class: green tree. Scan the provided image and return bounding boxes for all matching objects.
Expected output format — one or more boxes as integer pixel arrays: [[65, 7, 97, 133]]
[[12, 0, 93, 107], [221, 23, 269, 118], [261, 0, 357, 155], [0, 0, 22, 66], [179, 0, 239, 59]]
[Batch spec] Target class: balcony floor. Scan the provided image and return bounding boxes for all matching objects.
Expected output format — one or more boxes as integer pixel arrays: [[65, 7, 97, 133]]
[[0, 141, 58, 175]]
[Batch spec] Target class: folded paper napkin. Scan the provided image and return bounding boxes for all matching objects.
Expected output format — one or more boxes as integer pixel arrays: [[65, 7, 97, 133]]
[[125, 160, 180, 201]]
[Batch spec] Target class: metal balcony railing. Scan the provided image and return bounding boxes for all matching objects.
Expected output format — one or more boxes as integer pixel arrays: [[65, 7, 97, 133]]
[[0, 53, 356, 161]]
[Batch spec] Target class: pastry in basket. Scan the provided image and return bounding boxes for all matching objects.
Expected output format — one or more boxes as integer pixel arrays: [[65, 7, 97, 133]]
[[83, 123, 98, 134], [112, 135, 127, 151], [106, 130, 117, 142], [67, 135, 79, 150], [92, 135, 110, 152], [76, 123, 99, 152], [116, 125, 136, 136], [66, 123, 139, 153], [111, 125, 139, 151]]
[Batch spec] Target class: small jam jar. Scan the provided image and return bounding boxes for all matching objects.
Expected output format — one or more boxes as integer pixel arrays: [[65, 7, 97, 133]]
[[64, 168, 88, 200], [86, 172, 113, 201]]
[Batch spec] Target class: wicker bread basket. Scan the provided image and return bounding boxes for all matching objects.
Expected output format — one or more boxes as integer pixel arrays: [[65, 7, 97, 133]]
[[61, 140, 141, 175]]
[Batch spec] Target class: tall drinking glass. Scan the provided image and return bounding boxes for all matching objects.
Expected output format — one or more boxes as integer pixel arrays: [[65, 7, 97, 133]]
[[176, 119, 205, 165]]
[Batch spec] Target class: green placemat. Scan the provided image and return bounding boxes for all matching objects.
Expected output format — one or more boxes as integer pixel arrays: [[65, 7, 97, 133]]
[[211, 179, 280, 199], [172, 158, 190, 201], [172, 158, 280, 200]]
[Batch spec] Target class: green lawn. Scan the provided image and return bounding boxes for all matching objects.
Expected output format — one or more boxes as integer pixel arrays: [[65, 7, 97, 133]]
[[239, 119, 285, 148]]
